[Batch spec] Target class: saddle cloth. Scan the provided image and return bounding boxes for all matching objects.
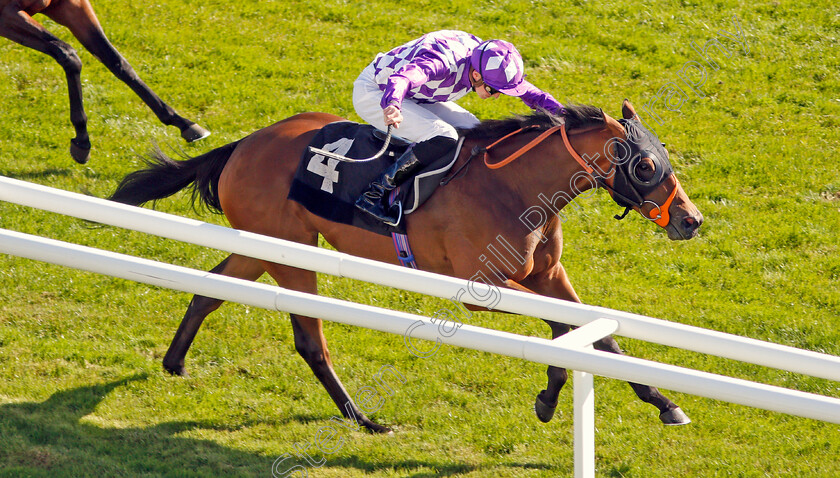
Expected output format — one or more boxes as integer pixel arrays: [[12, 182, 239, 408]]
[[288, 121, 461, 236]]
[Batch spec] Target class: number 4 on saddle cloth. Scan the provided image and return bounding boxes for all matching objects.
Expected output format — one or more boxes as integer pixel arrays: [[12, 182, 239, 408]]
[[288, 121, 462, 237]]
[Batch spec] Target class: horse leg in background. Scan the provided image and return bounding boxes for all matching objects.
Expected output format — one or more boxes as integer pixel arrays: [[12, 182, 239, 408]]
[[0, 2, 91, 163], [163, 253, 265, 376], [519, 264, 690, 425], [262, 261, 392, 434], [44, 0, 210, 143]]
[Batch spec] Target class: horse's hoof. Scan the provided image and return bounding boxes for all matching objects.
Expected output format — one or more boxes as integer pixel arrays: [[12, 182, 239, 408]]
[[181, 123, 211, 142], [163, 363, 189, 377], [535, 392, 557, 423], [660, 407, 691, 425], [365, 422, 393, 434], [70, 138, 91, 164]]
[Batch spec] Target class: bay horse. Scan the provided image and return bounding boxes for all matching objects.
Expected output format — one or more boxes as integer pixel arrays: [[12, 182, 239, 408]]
[[0, 0, 209, 164], [109, 100, 703, 433]]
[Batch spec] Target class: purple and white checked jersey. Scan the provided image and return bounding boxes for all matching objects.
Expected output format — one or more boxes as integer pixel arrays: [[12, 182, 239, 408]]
[[373, 30, 561, 113], [374, 30, 480, 109]]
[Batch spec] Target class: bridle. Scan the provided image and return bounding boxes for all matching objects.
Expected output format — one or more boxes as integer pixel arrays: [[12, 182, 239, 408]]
[[601, 118, 677, 226], [474, 114, 678, 227]]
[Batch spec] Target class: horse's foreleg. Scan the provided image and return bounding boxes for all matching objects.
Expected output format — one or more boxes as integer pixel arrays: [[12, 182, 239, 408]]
[[523, 266, 690, 425], [535, 320, 571, 423], [163, 254, 264, 376], [513, 269, 582, 424], [0, 4, 90, 163], [592, 335, 690, 425], [45, 1, 210, 142]]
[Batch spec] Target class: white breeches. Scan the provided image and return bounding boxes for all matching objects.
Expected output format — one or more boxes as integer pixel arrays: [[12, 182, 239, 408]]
[[353, 62, 480, 142]]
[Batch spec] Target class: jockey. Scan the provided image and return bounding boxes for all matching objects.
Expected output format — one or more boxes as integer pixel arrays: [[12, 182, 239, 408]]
[[353, 30, 564, 226]]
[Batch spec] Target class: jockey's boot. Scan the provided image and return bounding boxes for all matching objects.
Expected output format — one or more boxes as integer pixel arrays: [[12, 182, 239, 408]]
[[356, 135, 457, 226]]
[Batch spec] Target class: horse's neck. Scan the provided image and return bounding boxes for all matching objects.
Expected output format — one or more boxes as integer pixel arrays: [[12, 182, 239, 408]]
[[460, 132, 599, 209]]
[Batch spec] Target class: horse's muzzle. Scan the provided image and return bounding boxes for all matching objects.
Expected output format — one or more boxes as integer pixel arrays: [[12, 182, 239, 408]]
[[666, 212, 703, 240]]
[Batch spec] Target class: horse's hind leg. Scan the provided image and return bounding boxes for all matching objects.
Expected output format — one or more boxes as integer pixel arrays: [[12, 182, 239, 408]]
[[263, 262, 391, 434], [0, 3, 90, 163], [290, 313, 391, 434], [44, 0, 210, 142], [163, 253, 265, 376]]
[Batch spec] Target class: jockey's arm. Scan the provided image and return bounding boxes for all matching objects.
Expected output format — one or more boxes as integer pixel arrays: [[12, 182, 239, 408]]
[[380, 54, 449, 111], [519, 87, 564, 114]]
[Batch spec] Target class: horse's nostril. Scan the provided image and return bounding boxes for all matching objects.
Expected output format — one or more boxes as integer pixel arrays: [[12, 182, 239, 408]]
[[683, 216, 700, 231]]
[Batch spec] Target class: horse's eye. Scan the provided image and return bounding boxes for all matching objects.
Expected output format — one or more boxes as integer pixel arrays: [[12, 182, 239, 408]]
[[634, 157, 657, 182]]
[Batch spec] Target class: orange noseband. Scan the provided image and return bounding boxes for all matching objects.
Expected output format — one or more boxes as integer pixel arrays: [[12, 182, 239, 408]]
[[644, 180, 679, 227]]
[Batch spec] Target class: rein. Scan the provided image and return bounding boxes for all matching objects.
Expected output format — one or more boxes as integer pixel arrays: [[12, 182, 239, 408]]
[[484, 124, 557, 169], [442, 123, 567, 185], [475, 117, 678, 228], [481, 118, 594, 174]]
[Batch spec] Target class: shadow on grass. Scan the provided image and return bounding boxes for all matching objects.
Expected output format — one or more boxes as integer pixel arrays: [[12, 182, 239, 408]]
[[0, 375, 558, 477], [3, 168, 75, 180], [0, 374, 270, 477], [315, 455, 555, 477]]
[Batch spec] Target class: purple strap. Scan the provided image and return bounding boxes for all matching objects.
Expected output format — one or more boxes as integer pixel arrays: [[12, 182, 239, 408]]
[[388, 188, 418, 269], [391, 232, 418, 269]]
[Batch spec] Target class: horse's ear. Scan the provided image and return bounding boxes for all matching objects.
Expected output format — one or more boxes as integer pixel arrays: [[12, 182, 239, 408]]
[[621, 99, 638, 120]]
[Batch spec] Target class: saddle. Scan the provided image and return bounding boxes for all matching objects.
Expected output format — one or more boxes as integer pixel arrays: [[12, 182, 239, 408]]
[[288, 121, 462, 236]]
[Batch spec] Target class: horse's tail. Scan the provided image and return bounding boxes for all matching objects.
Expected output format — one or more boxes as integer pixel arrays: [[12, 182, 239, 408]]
[[109, 140, 241, 214]]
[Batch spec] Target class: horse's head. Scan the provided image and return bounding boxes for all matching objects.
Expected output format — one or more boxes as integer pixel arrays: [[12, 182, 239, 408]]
[[599, 100, 703, 240]]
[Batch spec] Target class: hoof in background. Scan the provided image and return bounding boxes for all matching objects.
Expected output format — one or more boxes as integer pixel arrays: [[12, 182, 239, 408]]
[[163, 363, 189, 378], [660, 407, 691, 425], [70, 138, 91, 164], [181, 123, 211, 142], [367, 423, 393, 435]]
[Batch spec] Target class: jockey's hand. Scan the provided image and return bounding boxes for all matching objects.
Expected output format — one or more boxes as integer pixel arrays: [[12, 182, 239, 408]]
[[383, 105, 403, 128]]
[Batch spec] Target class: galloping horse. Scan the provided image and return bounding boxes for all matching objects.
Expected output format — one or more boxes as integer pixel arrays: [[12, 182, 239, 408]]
[[109, 100, 703, 433], [0, 0, 209, 164]]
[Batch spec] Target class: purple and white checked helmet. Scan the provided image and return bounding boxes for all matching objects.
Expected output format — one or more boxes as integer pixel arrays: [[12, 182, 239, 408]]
[[470, 39, 530, 96]]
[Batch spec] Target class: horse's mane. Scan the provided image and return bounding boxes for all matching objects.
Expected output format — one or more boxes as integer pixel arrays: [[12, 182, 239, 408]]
[[458, 103, 604, 140]]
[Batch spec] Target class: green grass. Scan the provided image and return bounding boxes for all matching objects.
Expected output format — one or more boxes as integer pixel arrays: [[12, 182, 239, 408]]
[[1, 0, 839, 476]]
